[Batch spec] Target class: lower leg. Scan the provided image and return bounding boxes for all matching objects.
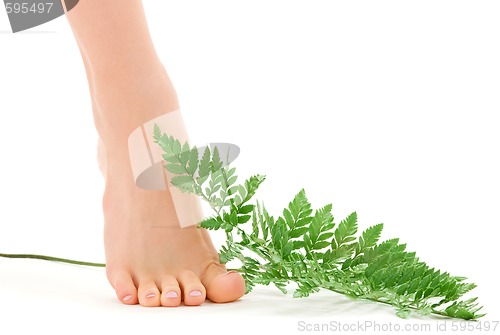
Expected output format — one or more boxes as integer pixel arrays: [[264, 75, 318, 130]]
[[64, 0, 245, 306], [71, 39, 105, 175], [65, 0, 176, 142]]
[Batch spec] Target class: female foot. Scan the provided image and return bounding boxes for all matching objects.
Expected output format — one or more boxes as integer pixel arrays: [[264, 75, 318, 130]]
[[95, 70, 245, 307], [102, 167, 245, 306], [64, 0, 245, 306]]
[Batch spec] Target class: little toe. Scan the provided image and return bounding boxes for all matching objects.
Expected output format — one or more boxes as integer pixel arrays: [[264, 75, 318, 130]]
[[160, 275, 181, 307], [111, 272, 138, 305], [202, 263, 246, 303], [177, 270, 206, 306], [138, 281, 161, 307]]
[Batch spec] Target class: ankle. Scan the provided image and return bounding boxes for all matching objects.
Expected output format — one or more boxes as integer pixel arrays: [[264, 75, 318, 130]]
[[93, 64, 179, 141]]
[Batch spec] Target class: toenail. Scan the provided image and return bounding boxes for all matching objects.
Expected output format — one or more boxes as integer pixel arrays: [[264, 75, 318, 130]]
[[165, 291, 178, 298], [146, 293, 156, 298], [189, 290, 202, 297], [123, 295, 132, 301]]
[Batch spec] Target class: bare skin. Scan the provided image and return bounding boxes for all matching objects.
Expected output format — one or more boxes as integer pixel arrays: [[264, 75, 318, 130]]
[[64, 0, 246, 306]]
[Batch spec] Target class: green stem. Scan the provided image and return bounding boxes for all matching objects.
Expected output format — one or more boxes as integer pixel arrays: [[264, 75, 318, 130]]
[[0, 252, 463, 320], [235, 226, 272, 261], [0, 253, 105, 267], [349, 292, 452, 319]]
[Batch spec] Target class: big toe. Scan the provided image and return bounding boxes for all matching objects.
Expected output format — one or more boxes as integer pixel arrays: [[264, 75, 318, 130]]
[[202, 263, 246, 303]]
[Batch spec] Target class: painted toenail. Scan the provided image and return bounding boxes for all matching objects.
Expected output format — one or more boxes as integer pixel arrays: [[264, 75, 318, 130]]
[[146, 293, 156, 298], [123, 295, 132, 301], [165, 291, 178, 298], [189, 290, 202, 297]]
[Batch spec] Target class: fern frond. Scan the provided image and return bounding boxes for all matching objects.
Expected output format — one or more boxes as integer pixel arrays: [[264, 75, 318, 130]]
[[332, 212, 358, 249], [154, 131, 484, 321]]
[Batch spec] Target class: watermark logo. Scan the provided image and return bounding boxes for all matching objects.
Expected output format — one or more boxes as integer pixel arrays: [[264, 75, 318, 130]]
[[296, 320, 500, 333], [3, 0, 78, 33]]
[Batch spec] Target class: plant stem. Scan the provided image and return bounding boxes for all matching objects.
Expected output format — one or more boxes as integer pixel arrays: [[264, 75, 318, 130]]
[[0, 252, 466, 320], [0, 253, 105, 267], [344, 291, 452, 319]]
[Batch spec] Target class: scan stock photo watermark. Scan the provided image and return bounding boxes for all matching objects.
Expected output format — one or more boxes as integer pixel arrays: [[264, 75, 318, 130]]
[[2, 0, 78, 33], [296, 320, 499, 333]]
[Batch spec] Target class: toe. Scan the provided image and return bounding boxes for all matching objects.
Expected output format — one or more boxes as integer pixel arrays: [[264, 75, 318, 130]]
[[138, 280, 161, 307], [111, 272, 138, 305], [177, 270, 206, 306], [201, 263, 246, 303], [160, 275, 181, 307]]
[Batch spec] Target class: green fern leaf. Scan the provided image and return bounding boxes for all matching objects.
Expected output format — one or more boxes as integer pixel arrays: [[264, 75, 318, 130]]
[[165, 163, 186, 175], [309, 204, 334, 249], [198, 146, 212, 178], [147, 131, 485, 321], [211, 146, 222, 172], [332, 212, 358, 249], [356, 223, 383, 255]]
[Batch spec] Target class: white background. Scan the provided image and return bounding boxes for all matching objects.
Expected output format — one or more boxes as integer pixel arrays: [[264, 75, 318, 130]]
[[1, 1, 499, 334]]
